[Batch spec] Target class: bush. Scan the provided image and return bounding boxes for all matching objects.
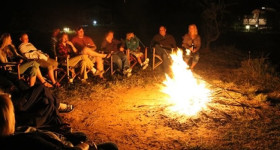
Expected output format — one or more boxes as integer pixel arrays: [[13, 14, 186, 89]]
[[238, 55, 280, 90]]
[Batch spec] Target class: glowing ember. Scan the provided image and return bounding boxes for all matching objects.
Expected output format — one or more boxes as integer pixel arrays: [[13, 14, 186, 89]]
[[162, 49, 211, 116]]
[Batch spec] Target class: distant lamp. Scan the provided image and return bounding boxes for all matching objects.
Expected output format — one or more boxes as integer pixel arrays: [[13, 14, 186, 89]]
[[255, 24, 258, 28], [262, 7, 265, 10], [245, 25, 250, 30], [93, 20, 97, 26], [63, 27, 70, 33]]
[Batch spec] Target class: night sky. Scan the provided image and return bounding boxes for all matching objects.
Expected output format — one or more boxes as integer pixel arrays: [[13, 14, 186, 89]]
[[1, 0, 279, 32], [1, 0, 279, 53]]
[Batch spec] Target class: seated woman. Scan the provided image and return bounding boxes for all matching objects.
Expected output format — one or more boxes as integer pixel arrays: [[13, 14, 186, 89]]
[[101, 30, 132, 77], [125, 32, 149, 70], [57, 33, 102, 82], [0, 93, 118, 150], [0, 33, 52, 87]]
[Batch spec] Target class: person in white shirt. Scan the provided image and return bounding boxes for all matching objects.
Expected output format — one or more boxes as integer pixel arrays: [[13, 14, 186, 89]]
[[19, 33, 60, 87]]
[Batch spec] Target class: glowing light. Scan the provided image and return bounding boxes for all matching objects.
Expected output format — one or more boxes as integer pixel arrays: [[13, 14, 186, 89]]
[[245, 25, 250, 30], [93, 20, 97, 26], [63, 27, 70, 33], [255, 24, 258, 28], [161, 49, 211, 116]]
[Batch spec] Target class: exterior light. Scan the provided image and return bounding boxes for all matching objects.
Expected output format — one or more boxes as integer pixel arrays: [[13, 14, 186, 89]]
[[255, 24, 258, 27], [262, 7, 265, 10], [63, 27, 70, 33], [93, 20, 97, 26], [245, 25, 250, 30]]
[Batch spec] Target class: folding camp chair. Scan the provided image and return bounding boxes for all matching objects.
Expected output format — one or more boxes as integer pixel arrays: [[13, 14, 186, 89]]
[[126, 47, 148, 69], [0, 62, 22, 80], [152, 47, 163, 70], [101, 51, 116, 76]]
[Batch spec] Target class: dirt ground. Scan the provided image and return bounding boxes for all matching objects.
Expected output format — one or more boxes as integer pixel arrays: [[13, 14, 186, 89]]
[[58, 50, 280, 150]]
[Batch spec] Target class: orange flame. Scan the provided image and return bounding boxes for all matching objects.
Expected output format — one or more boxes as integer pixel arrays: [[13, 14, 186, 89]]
[[162, 49, 211, 116]]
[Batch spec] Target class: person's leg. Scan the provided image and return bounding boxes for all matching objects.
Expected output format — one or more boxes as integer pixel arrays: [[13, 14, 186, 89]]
[[118, 52, 130, 70], [112, 53, 122, 71], [29, 76, 36, 87], [36, 68, 53, 87], [68, 55, 83, 67], [37, 59, 59, 86], [19, 61, 38, 87], [80, 60, 88, 80], [95, 56, 104, 72], [190, 52, 200, 70], [162, 52, 170, 73], [131, 51, 143, 65], [154, 45, 170, 72], [81, 47, 106, 58]]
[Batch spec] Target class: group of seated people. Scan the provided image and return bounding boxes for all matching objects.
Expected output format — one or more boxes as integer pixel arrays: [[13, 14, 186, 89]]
[[0, 24, 201, 149], [0, 26, 152, 88], [54, 27, 150, 81], [1, 23, 201, 88], [150, 24, 201, 73]]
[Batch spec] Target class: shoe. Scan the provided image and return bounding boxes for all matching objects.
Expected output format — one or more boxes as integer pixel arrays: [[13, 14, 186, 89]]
[[123, 68, 132, 75], [142, 63, 148, 70], [91, 68, 97, 75], [80, 79, 87, 84], [59, 104, 74, 113], [127, 72, 132, 77], [143, 58, 149, 65], [68, 78, 74, 83], [95, 70, 104, 76]]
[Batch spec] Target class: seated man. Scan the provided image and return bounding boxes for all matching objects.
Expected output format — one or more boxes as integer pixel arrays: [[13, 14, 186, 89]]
[[150, 26, 177, 73], [71, 27, 109, 78], [101, 30, 132, 77], [18, 33, 60, 87], [125, 32, 149, 70], [0, 75, 73, 133], [58, 33, 100, 82]]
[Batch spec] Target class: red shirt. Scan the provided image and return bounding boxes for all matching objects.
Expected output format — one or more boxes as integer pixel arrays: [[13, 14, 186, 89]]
[[71, 36, 96, 52], [57, 43, 71, 59]]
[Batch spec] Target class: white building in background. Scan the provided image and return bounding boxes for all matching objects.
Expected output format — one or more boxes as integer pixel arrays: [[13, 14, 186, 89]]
[[243, 8, 267, 30], [242, 6, 278, 31]]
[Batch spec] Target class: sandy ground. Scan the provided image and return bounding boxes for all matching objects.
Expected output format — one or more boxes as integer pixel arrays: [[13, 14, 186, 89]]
[[60, 79, 270, 150], [59, 50, 280, 150]]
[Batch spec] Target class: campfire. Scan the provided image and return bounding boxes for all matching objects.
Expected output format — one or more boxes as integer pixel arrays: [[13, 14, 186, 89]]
[[162, 49, 212, 116]]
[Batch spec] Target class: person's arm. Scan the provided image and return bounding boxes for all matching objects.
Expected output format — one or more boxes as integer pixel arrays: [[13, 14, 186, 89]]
[[100, 40, 108, 53], [170, 35, 177, 49], [193, 35, 201, 53], [57, 43, 69, 58], [66, 41, 78, 53], [85, 37, 97, 50], [150, 35, 157, 47], [182, 34, 192, 49]]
